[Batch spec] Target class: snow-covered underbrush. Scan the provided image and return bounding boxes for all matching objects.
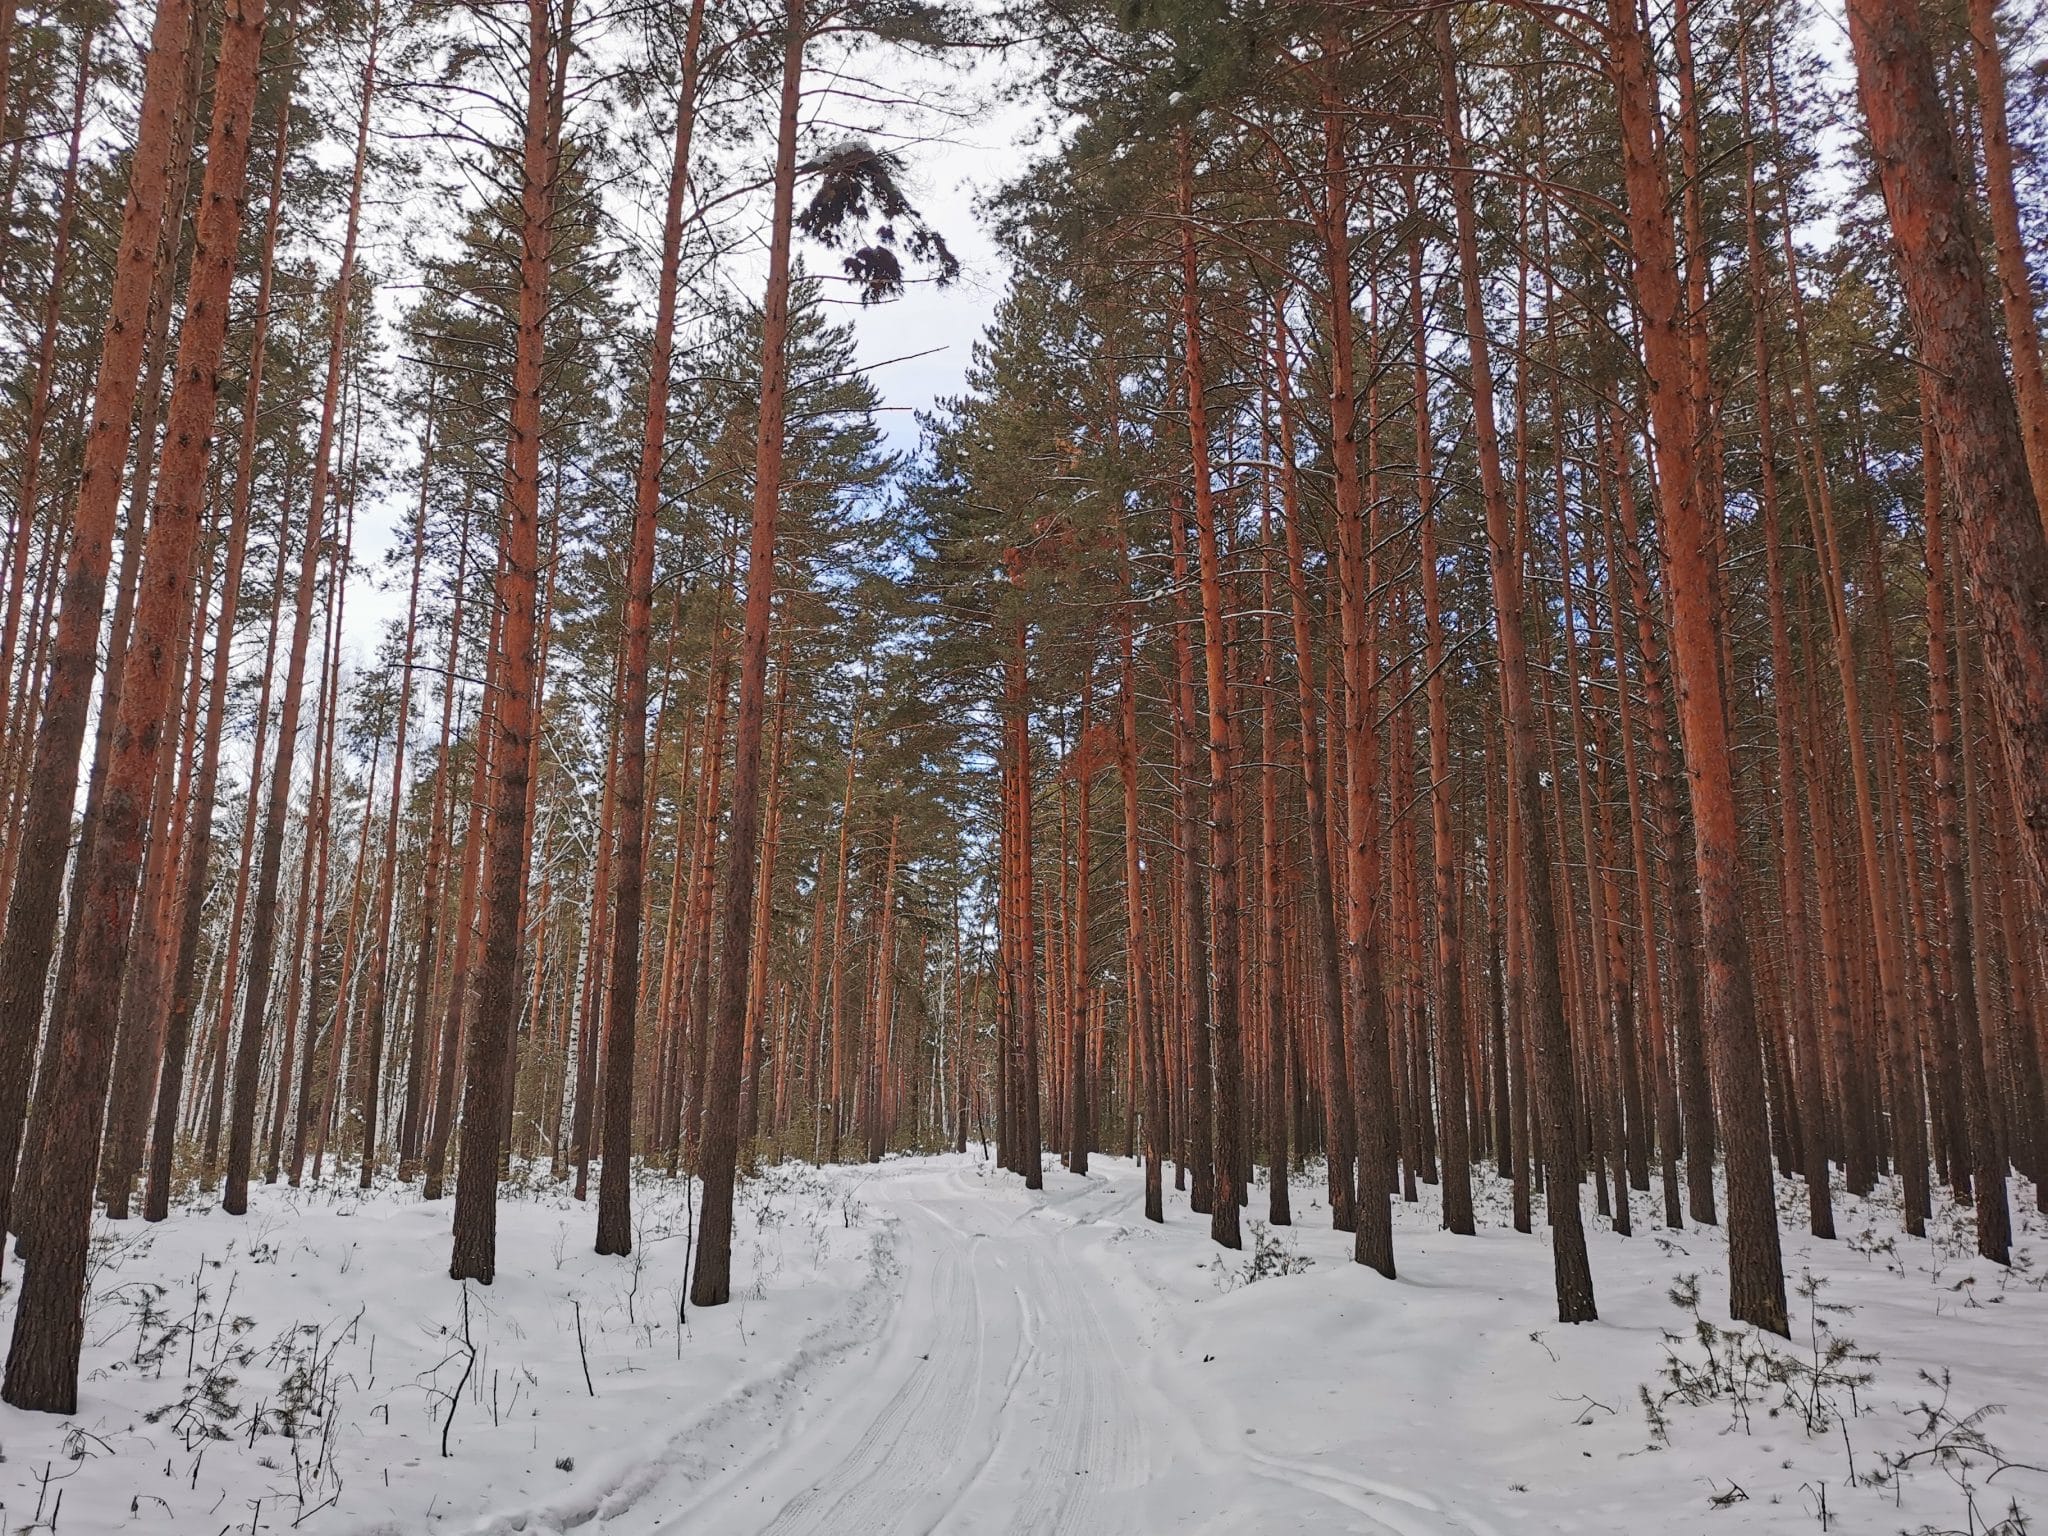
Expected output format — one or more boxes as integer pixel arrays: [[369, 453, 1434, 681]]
[[1081, 1160, 2048, 1534], [0, 1161, 882, 1534]]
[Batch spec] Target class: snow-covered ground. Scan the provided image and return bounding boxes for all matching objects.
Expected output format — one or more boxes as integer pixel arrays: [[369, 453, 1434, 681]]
[[3, 1153, 2044, 1534]]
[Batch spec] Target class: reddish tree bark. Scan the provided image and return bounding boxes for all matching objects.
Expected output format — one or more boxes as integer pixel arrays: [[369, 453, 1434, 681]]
[[1269, 306, 1357, 1233], [142, 69, 293, 1223], [1256, 493, 1289, 1226], [1438, 12, 1592, 1319], [2, 0, 272, 1409], [1844, 0, 2048, 904], [0, 0, 196, 1242], [1964, 0, 2048, 523], [449, 0, 567, 1282], [1066, 678, 1095, 1177], [223, 9, 378, 1215], [1406, 218, 1473, 1237], [1922, 399, 2010, 1263], [1607, 0, 1786, 1333], [1118, 536, 1168, 1222], [689, 0, 802, 1306], [591, 138, 696, 1207], [0, 25, 93, 832]]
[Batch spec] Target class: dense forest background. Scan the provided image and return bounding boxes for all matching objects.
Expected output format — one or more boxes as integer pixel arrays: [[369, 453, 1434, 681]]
[[0, 0, 2045, 1421]]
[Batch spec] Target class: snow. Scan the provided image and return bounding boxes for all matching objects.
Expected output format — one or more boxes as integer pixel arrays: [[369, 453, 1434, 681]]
[[4, 1155, 2045, 1534]]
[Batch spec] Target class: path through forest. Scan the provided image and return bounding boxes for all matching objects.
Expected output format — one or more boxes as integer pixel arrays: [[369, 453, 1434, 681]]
[[5, 1154, 2041, 1535], [618, 1155, 2048, 1536], [645, 1160, 1518, 1536]]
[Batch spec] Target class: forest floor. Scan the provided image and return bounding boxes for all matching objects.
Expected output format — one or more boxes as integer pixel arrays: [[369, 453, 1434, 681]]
[[1, 1152, 2044, 1535]]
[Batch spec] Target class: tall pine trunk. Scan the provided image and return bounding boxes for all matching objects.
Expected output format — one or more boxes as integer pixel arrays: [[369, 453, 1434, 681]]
[[595, 0, 703, 1253], [689, 0, 802, 1306], [1437, 11, 1592, 1320], [449, 0, 565, 1281], [1606, 0, 1786, 1334], [3, 0, 272, 1408], [1844, 0, 2048, 902], [223, 12, 376, 1215], [1269, 306, 1356, 1232], [1406, 217, 1472, 1237], [0, 0, 196, 1240]]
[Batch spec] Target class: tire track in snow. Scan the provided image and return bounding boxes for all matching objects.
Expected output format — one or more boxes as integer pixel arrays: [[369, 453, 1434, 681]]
[[1004, 1243, 1141, 1536], [753, 1230, 988, 1536], [686, 1187, 1041, 1535], [701, 1169, 1154, 1536], [464, 1199, 909, 1536], [556, 1158, 1490, 1536], [1237, 1445, 1505, 1536], [1045, 1181, 1492, 1536]]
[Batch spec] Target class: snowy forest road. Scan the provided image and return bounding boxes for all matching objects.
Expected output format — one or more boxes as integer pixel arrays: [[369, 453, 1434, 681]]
[[17, 1150, 2035, 1536], [646, 1158, 1490, 1536]]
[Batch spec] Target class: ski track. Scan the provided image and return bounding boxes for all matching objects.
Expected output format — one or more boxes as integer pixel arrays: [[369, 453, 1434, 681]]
[[464, 1214, 911, 1536], [644, 1160, 1467, 1536]]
